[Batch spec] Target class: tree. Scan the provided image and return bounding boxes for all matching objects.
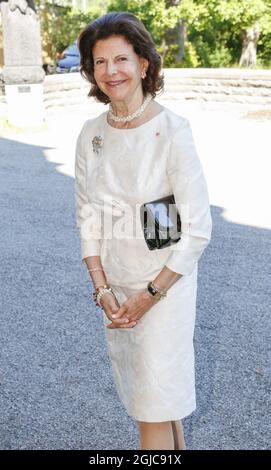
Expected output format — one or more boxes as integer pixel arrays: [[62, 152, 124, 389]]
[[107, 0, 271, 67], [178, 0, 271, 67], [32, 0, 271, 68], [35, 0, 106, 63], [107, 0, 182, 66], [239, 24, 260, 67]]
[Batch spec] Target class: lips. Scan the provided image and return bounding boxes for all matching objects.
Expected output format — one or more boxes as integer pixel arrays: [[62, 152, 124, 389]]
[[106, 80, 127, 87]]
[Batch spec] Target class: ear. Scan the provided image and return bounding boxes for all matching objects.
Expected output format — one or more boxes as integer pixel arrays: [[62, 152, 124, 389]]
[[140, 57, 149, 72]]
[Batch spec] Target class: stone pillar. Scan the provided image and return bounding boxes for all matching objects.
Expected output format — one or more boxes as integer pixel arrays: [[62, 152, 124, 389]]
[[0, 0, 45, 127]]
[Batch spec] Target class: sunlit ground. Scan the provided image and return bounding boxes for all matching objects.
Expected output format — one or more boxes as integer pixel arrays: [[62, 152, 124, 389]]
[[1, 97, 270, 231]]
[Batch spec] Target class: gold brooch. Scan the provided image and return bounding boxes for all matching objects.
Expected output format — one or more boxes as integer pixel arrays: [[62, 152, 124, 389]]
[[92, 135, 103, 155]]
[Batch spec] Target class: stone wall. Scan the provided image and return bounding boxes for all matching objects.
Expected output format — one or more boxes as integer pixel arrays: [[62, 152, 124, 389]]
[[42, 68, 271, 109], [164, 68, 271, 105], [1, 68, 271, 116]]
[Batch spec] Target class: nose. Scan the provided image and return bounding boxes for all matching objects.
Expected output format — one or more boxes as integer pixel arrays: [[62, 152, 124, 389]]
[[106, 60, 118, 76]]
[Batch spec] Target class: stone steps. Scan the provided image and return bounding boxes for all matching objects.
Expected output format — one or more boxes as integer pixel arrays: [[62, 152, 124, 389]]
[[166, 82, 271, 95], [43, 69, 271, 108], [1, 69, 271, 118], [163, 70, 271, 105]]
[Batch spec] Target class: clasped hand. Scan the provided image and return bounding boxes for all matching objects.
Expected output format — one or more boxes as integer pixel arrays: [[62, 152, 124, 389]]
[[100, 290, 158, 329]]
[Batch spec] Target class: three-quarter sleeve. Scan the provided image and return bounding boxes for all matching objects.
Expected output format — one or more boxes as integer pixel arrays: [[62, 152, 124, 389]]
[[165, 118, 212, 276], [74, 121, 102, 261]]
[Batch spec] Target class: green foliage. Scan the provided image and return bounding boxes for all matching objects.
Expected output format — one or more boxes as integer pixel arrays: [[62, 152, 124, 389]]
[[36, 0, 271, 68], [107, 0, 185, 67], [179, 0, 271, 67], [197, 42, 233, 68], [107, 0, 271, 67], [36, 1, 106, 63], [107, 0, 180, 44], [175, 42, 200, 68]]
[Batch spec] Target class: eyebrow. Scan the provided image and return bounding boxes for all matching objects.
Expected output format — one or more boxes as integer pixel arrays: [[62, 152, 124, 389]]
[[94, 54, 129, 60]]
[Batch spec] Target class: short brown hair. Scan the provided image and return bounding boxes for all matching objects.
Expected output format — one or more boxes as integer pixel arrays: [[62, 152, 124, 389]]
[[78, 11, 164, 104]]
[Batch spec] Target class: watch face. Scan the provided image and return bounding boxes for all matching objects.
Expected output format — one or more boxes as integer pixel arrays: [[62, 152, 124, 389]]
[[147, 283, 156, 296]]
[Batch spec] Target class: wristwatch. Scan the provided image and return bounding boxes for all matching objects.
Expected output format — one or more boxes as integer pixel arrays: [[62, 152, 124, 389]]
[[147, 281, 167, 301]]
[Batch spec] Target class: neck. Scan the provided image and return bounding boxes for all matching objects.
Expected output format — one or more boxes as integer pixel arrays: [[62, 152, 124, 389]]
[[110, 87, 144, 116]]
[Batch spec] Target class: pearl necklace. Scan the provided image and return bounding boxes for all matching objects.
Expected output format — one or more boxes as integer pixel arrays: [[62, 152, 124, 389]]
[[108, 93, 153, 123]]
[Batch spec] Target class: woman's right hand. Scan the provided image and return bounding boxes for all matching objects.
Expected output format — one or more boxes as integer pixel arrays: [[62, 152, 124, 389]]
[[100, 292, 137, 329]]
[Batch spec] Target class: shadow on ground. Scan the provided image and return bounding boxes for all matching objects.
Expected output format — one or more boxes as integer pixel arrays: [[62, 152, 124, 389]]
[[0, 136, 270, 450]]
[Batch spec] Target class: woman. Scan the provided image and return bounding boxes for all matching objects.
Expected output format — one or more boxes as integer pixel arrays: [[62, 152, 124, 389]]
[[75, 12, 212, 450]]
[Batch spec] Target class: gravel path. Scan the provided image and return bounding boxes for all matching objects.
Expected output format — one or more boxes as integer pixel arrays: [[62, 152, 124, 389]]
[[0, 100, 270, 450]]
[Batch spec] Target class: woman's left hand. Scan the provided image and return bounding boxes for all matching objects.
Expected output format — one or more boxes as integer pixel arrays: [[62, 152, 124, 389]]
[[106, 289, 158, 329]]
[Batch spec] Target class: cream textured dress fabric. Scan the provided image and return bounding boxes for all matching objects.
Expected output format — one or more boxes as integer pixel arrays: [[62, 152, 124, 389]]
[[74, 107, 212, 422]]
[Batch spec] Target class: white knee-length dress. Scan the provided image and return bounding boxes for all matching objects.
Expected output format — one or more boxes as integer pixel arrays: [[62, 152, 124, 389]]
[[74, 107, 212, 422]]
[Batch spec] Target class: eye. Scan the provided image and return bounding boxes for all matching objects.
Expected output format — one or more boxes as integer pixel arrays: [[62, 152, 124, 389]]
[[118, 57, 127, 61], [95, 60, 104, 65]]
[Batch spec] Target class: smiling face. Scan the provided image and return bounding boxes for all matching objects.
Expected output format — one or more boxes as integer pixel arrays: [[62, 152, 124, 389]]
[[92, 35, 148, 104]]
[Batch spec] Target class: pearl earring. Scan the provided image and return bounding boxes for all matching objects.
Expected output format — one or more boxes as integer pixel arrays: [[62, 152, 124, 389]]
[[141, 70, 146, 79]]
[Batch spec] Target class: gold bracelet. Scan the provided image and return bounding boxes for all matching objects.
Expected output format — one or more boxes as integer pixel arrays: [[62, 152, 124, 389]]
[[152, 281, 167, 295], [92, 284, 112, 308], [96, 286, 114, 307], [95, 283, 110, 293]]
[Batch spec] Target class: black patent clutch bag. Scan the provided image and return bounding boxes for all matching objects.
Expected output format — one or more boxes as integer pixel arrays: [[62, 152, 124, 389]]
[[140, 194, 181, 250]]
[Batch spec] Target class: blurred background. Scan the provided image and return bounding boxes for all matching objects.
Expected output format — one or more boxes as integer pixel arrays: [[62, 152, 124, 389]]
[[1, 0, 271, 74]]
